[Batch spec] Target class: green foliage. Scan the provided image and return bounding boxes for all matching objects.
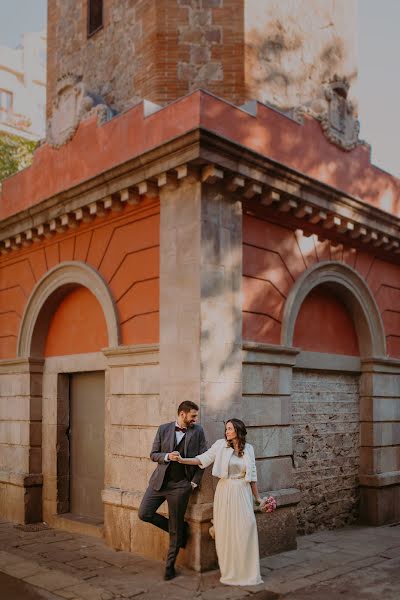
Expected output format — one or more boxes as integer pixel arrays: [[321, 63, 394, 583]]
[[0, 132, 37, 183]]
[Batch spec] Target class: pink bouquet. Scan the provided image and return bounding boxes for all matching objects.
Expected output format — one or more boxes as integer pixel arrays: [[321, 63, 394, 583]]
[[260, 495, 277, 513]]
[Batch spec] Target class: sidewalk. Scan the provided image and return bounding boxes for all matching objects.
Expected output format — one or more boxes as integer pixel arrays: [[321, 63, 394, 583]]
[[0, 519, 399, 600]]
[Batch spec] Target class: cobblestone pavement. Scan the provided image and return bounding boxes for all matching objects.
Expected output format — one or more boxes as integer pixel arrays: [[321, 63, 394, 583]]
[[0, 519, 399, 600]]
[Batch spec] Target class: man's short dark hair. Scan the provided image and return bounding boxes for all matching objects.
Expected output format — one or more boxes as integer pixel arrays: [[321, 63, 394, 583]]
[[177, 401, 199, 414]]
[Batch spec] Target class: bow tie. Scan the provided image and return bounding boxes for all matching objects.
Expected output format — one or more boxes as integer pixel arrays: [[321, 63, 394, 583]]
[[175, 426, 187, 433]]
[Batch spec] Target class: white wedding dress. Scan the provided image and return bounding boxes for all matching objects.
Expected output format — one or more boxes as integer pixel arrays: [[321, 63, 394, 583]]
[[213, 453, 263, 586]]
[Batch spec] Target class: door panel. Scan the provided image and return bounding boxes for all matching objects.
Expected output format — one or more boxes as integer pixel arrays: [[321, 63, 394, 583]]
[[69, 371, 105, 521]]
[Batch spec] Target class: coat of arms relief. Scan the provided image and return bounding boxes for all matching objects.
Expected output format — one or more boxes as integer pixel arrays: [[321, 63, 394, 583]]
[[293, 76, 360, 151], [47, 74, 113, 149]]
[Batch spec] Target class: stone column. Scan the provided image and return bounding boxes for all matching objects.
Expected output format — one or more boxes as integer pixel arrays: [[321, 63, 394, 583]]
[[159, 176, 243, 571], [242, 342, 300, 554], [0, 358, 43, 524], [359, 357, 400, 524]]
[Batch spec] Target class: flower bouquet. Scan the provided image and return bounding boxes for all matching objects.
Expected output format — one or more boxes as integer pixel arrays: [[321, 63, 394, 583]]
[[260, 495, 277, 513]]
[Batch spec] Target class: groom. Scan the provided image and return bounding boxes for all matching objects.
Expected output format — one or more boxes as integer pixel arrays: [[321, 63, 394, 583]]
[[138, 401, 207, 580]]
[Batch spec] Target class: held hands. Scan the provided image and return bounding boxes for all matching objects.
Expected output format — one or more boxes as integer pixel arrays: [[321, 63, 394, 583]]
[[168, 451, 182, 462]]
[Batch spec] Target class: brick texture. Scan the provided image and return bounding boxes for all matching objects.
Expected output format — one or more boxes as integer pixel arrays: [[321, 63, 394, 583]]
[[47, 0, 245, 119]]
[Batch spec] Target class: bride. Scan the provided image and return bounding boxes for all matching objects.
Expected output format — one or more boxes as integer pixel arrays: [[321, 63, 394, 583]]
[[172, 418, 263, 586]]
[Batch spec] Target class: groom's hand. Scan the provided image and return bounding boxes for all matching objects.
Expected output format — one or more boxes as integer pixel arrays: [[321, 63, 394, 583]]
[[168, 451, 180, 461]]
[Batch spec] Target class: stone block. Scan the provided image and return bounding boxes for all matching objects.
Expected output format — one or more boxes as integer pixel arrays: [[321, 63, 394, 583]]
[[360, 446, 400, 474], [0, 396, 30, 421], [247, 426, 292, 458], [122, 364, 160, 395], [0, 373, 31, 396], [130, 508, 169, 561], [177, 517, 218, 572], [360, 422, 400, 446], [110, 395, 162, 427], [360, 397, 400, 421], [359, 484, 400, 525], [0, 445, 29, 472], [257, 505, 297, 557], [257, 457, 294, 491], [242, 395, 291, 426], [0, 482, 25, 522], [243, 364, 292, 395], [104, 504, 131, 551], [0, 422, 29, 445], [107, 456, 148, 492], [360, 373, 400, 397], [29, 447, 42, 473], [201, 381, 242, 420], [25, 484, 43, 523]]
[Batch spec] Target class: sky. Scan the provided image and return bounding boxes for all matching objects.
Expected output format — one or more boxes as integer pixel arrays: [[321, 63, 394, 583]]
[[0, 0, 398, 177]]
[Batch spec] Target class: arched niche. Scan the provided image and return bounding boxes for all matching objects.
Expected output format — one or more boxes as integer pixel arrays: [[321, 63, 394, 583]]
[[18, 261, 120, 358], [281, 261, 386, 358]]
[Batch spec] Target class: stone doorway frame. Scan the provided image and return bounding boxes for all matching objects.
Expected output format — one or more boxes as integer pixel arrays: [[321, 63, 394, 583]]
[[16, 261, 119, 533]]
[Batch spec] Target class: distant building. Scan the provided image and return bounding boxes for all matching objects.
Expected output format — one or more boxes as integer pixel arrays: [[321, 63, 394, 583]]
[[0, 31, 46, 141]]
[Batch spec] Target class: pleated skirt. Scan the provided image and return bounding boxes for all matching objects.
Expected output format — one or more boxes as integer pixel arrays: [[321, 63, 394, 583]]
[[213, 477, 263, 586]]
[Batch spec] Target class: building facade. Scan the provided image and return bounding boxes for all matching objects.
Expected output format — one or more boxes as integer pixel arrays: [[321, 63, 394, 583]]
[[0, 0, 399, 572], [0, 31, 46, 141]]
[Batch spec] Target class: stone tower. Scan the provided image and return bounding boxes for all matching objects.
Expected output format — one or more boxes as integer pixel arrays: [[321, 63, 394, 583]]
[[47, 0, 357, 119]]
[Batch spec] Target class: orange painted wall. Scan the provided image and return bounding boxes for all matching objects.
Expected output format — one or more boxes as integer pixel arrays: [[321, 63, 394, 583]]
[[293, 288, 359, 356], [243, 213, 400, 358], [0, 199, 160, 359], [44, 287, 108, 356]]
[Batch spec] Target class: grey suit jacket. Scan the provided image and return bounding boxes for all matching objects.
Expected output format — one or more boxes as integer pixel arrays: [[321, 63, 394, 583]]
[[149, 422, 208, 491]]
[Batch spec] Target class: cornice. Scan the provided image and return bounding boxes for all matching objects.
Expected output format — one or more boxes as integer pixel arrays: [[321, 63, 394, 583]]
[[1, 127, 400, 258]]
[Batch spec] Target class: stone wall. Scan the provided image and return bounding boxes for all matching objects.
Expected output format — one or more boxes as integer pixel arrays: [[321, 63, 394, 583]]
[[47, 0, 244, 119], [244, 0, 358, 112], [292, 369, 360, 534], [0, 358, 43, 523]]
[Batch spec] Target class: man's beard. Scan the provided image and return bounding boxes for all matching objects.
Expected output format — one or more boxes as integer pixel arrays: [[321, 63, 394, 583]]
[[184, 417, 196, 428]]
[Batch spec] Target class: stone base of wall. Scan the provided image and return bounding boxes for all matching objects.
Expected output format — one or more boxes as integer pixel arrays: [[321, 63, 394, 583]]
[[257, 506, 297, 556], [0, 475, 42, 524], [103, 489, 218, 572], [103, 486, 298, 571], [359, 484, 400, 526]]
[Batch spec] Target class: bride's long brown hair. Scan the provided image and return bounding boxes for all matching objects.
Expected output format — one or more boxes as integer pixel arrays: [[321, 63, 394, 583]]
[[225, 418, 247, 457]]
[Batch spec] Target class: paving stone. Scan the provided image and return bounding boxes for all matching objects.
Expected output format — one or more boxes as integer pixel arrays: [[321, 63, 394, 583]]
[[61, 582, 114, 600], [265, 577, 311, 594], [379, 546, 400, 559], [0, 549, 26, 565], [306, 555, 384, 584], [138, 580, 200, 599], [0, 558, 47, 578], [260, 554, 299, 569], [201, 584, 251, 600], [54, 590, 81, 599], [199, 569, 221, 591], [23, 569, 82, 591], [67, 557, 110, 571]]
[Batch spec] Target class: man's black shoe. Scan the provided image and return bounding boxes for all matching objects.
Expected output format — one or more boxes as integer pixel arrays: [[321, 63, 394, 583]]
[[164, 566, 176, 581], [181, 521, 189, 549]]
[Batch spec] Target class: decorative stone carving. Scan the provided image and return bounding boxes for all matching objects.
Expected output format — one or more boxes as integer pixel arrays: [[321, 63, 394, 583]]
[[320, 77, 360, 151], [47, 74, 113, 148], [292, 76, 360, 151]]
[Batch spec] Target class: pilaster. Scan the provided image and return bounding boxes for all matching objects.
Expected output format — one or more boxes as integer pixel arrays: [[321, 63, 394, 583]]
[[359, 357, 400, 524]]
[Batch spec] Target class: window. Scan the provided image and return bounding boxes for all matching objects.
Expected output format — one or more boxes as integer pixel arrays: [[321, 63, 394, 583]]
[[88, 0, 103, 37], [0, 89, 13, 112]]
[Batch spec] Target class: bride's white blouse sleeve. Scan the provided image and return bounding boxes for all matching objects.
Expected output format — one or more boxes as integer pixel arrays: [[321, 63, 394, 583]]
[[196, 439, 224, 469]]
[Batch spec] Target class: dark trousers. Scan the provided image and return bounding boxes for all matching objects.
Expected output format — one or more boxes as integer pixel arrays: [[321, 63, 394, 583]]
[[138, 479, 192, 568]]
